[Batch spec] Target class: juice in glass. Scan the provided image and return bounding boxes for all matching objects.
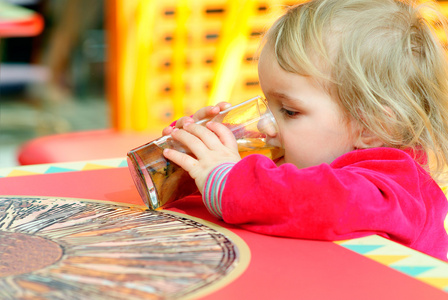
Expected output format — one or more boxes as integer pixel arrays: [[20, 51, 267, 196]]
[[127, 96, 282, 210]]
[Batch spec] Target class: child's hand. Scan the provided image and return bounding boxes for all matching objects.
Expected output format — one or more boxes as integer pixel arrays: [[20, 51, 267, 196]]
[[162, 121, 240, 193], [162, 102, 232, 136]]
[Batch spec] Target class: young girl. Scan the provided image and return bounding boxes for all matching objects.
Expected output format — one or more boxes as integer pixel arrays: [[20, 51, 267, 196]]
[[162, 0, 448, 261]]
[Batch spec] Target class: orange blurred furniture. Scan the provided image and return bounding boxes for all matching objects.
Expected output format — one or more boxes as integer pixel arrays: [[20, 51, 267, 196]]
[[18, 0, 448, 165], [17, 0, 291, 165], [17, 129, 156, 164]]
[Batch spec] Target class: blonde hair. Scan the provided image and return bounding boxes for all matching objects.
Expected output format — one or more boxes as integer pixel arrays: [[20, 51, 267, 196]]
[[264, 0, 448, 180]]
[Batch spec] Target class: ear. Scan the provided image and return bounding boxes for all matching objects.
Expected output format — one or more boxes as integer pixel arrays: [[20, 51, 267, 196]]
[[352, 105, 392, 149], [354, 128, 384, 149]]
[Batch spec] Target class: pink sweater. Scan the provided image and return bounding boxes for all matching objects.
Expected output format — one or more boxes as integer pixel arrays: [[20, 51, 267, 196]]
[[203, 147, 448, 261]]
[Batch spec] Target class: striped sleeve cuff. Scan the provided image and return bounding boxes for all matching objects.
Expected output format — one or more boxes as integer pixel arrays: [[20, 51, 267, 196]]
[[202, 162, 236, 219]]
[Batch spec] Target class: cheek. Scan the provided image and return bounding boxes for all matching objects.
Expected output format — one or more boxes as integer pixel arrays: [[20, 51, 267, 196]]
[[280, 133, 304, 165], [279, 122, 345, 168]]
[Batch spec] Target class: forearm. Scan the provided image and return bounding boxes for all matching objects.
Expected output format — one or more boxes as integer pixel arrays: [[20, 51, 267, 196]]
[[217, 154, 425, 242]]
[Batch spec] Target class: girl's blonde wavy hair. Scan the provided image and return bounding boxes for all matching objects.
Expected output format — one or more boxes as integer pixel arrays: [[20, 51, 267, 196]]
[[264, 0, 448, 181]]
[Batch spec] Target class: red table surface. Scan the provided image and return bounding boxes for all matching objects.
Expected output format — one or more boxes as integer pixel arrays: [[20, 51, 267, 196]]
[[1, 167, 446, 300]]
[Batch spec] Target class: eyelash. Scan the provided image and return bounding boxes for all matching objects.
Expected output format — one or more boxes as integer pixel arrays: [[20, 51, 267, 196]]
[[280, 107, 300, 118]]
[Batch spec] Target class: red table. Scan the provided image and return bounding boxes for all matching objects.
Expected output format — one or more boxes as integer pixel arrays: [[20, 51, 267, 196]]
[[1, 159, 447, 299]]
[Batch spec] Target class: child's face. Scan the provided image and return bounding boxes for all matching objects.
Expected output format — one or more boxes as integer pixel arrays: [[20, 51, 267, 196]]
[[258, 46, 359, 169]]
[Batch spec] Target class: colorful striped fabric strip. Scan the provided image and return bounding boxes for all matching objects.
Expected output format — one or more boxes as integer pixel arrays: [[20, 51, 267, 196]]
[[202, 162, 236, 218]]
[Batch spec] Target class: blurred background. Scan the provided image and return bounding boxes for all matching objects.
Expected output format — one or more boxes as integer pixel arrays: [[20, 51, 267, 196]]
[[1, 0, 448, 168], [0, 0, 106, 167]]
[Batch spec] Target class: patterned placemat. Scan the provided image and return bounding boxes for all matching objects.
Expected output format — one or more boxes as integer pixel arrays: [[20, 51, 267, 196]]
[[0, 196, 250, 299]]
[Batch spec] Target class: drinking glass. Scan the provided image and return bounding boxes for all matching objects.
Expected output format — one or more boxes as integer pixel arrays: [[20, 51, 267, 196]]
[[127, 96, 282, 210]]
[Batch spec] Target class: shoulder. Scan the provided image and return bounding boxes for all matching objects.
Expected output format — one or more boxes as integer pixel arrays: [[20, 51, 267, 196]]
[[331, 147, 426, 170], [330, 147, 437, 196]]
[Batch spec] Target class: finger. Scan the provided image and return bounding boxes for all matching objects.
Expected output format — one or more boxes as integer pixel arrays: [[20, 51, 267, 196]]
[[215, 102, 232, 111], [162, 126, 173, 136], [174, 116, 195, 129], [182, 123, 224, 151], [206, 122, 238, 149], [162, 148, 198, 173], [171, 127, 210, 155], [192, 105, 220, 122]]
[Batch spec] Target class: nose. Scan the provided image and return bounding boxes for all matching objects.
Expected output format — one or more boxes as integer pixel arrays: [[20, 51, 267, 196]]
[[258, 114, 278, 138]]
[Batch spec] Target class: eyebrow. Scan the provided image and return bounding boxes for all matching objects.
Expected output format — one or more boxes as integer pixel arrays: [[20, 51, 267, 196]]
[[267, 92, 305, 105]]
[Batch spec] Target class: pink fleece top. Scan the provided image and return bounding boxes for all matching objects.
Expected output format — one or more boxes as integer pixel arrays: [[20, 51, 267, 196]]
[[203, 147, 448, 261]]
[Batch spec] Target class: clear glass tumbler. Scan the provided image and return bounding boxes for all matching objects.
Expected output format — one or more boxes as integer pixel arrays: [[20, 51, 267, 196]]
[[127, 96, 282, 210]]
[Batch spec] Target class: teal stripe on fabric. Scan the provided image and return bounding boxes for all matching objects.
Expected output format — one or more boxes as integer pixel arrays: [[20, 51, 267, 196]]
[[202, 163, 235, 218]]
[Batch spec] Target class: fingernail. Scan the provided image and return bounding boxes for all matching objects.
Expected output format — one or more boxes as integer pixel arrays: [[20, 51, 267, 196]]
[[183, 119, 194, 126]]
